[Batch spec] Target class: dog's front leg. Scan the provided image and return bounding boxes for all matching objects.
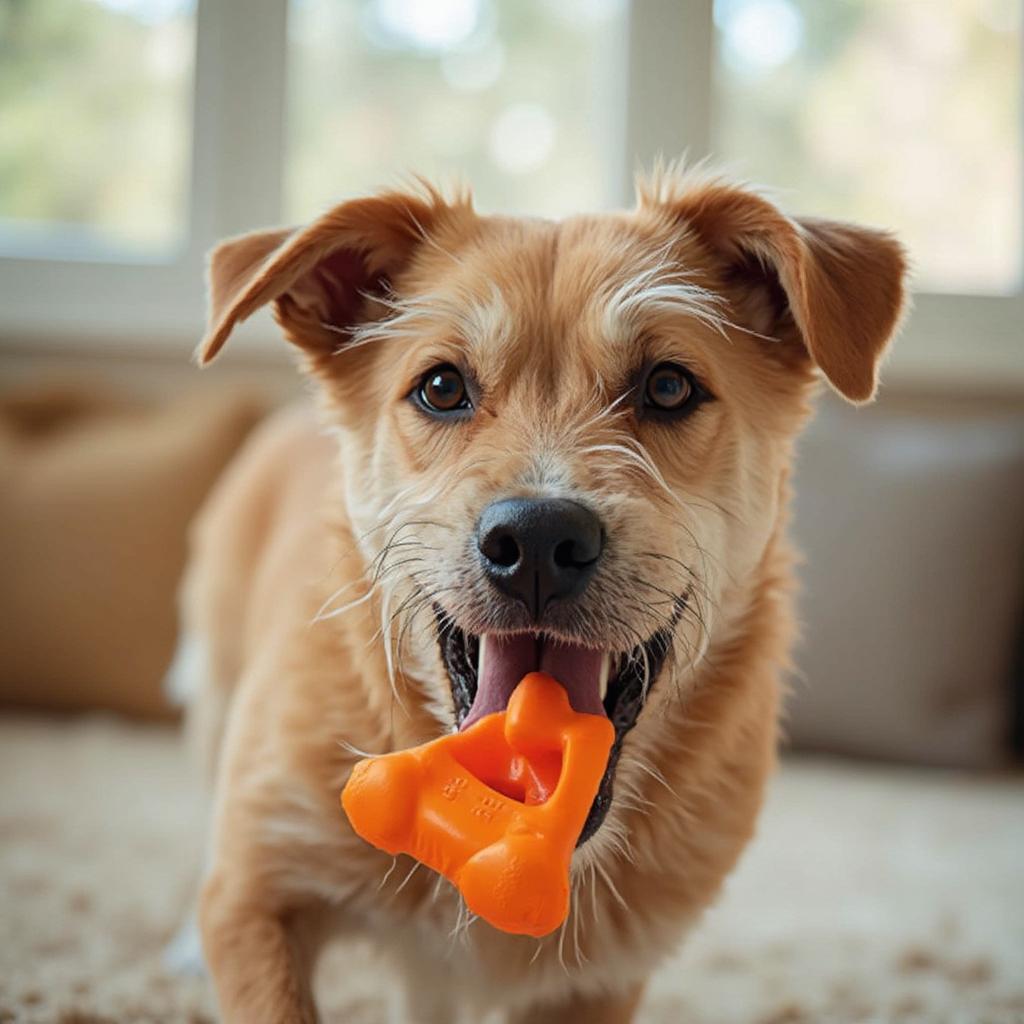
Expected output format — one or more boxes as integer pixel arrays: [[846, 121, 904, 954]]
[[200, 872, 328, 1024], [506, 982, 646, 1024]]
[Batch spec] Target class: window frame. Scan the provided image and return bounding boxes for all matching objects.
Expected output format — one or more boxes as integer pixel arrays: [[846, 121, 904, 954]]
[[1, 0, 1021, 388], [0, 0, 289, 352]]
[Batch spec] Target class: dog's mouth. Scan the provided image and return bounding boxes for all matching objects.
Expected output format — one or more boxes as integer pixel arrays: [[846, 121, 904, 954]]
[[434, 602, 683, 845]]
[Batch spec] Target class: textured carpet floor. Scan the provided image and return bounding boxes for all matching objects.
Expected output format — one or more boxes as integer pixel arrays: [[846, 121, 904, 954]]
[[1, 714, 1022, 1024]]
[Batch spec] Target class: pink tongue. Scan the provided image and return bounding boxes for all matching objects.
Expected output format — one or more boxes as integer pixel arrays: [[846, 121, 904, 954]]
[[460, 634, 606, 730]]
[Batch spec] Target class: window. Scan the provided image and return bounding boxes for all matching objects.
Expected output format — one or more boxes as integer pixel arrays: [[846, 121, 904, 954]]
[[1, 0, 1021, 385], [287, 0, 626, 219], [712, 0, 1022, 296], [0, 0, 196, 257]]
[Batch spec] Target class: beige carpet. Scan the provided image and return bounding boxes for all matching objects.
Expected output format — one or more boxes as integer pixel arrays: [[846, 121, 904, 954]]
[[1, 714, 1022, 1024]]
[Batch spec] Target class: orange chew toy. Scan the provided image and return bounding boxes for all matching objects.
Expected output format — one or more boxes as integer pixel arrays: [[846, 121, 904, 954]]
[[341, 671, 614, 937]]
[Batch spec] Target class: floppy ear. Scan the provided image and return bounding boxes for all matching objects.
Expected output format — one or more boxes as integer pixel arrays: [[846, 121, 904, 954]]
[[655, 181, 908, 403], [197, 188, 456, 365]]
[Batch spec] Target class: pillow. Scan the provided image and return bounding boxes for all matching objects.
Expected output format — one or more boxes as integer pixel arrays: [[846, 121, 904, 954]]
[[788, 393, 1024, 767], [0, 385, 264, 718]]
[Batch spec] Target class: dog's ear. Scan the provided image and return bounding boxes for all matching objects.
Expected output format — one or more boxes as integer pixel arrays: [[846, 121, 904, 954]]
[[648, 179, 908, 403], [197, 188, 458, 366]]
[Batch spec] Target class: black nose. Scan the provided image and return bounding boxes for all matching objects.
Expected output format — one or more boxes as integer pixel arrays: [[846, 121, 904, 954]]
[[477, 498, 604, 620]]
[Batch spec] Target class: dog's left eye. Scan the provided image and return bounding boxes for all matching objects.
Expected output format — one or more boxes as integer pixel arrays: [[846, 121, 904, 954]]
[[643, 362, 701, 414], [416, 364, 471, 415]]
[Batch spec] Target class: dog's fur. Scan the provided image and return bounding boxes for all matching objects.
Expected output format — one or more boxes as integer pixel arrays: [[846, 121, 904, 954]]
[[185, 168, 906, 1023]]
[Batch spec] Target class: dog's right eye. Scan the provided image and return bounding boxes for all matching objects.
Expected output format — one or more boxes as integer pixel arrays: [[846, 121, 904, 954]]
[[416, 364, 471, 416]]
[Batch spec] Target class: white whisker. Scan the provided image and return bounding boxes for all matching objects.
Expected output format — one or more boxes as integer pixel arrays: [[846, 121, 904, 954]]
[[595, 861, 628, 912], [393, 860, 420, 896], [377, 856, 399, 891], [337, 738, 384, 759]]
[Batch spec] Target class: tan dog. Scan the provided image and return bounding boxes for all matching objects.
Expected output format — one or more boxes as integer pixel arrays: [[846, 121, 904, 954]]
[[185, 168, 906, 1023]]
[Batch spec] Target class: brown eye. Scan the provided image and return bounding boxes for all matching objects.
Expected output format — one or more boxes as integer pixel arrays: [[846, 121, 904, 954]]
[[418, 364, 470, 414], [644, 362, 695, 412]]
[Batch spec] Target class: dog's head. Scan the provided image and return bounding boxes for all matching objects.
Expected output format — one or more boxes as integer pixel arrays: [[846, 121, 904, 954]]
[[200, 171, 906, 844]]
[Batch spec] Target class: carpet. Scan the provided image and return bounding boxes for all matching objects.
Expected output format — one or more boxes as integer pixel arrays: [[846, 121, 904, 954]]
[[1, 714, 1022, 1023]]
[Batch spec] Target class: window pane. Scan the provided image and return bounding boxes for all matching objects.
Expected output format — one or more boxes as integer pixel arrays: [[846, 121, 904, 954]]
[[0, 0, 195, 255], [712, 0, 1022, 295], [286, 0, 625, 221]]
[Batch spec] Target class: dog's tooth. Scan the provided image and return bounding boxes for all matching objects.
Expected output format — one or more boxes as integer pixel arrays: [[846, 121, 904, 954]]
[[598, 652, 611, 702], [476, 634, 490, 682]]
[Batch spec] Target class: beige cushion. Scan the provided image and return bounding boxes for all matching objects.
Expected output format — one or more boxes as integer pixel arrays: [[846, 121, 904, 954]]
[[0, 386, 264, 718], [788, 393, 1024, 767]]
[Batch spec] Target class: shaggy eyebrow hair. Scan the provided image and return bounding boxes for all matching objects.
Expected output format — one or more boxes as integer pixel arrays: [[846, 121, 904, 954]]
[[342, 284, 511, 354], [600, 264, 730, 346]]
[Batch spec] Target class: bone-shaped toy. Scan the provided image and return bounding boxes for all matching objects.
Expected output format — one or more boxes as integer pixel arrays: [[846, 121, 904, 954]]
[[341, 671, 614, 937]]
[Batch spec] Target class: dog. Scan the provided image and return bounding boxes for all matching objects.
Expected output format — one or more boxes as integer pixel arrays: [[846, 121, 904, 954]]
[[184, 166, 906, 1022]]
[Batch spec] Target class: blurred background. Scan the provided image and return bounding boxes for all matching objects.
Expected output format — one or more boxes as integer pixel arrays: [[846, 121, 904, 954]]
[[1, 2, 1022, 1021]]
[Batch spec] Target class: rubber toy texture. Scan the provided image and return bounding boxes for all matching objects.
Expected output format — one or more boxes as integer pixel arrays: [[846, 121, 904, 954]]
[[341, 671, 615, 937]]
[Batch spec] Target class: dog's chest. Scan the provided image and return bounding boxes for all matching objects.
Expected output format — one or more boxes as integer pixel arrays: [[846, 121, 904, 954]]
[[356, 855, 676, 1009]]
